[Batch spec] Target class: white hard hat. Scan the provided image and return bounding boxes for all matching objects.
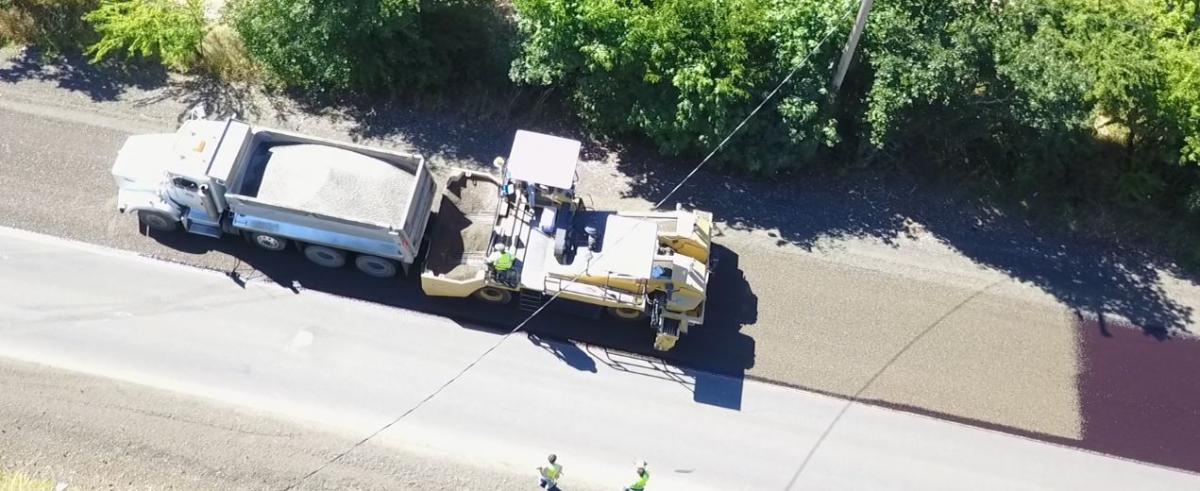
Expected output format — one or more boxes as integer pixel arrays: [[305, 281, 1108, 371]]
[[494, 243, 507, 252]]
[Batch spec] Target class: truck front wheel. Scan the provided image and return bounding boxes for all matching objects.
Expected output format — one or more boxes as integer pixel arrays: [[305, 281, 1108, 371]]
[[355, 255, 397, 278], [304, 245, 346, 268], [138, 210, 177, 232]]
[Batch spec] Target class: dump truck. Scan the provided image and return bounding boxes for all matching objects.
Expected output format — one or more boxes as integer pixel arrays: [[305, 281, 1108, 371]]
[[112, 120, 712, 350], [112, 118, 435, 277]]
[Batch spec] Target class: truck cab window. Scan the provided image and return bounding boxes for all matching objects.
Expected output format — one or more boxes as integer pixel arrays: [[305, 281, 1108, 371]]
[[172, 178, 199, 191]]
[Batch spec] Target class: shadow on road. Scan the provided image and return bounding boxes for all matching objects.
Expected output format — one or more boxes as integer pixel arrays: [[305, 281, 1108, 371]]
[[587, 346, 745, 410], [132, 74, 268, 123], [144, 229, 757, 406], [614, 149, 1193, 339], [528, 333, 597, 373], [284, 86, 609, 169], [0, 47, 167, 101]]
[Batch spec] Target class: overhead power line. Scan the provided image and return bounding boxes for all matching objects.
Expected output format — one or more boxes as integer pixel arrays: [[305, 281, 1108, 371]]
[[655, 1, 858, 208], [282, 2, 860, 489]]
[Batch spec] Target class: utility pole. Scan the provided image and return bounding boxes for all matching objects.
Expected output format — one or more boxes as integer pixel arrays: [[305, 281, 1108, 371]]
[[831, 0, 874, 96]]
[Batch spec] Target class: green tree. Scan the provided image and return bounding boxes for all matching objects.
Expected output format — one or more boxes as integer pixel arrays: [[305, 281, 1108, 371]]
[[860, 0, 1013, 164], [768, 0, 850, 166], [998, 0, 1200, 201], [84, 0, 206, 71]]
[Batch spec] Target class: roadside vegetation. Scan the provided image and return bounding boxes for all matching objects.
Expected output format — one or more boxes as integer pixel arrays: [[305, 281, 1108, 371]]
[[84, 0, 205, 71], [0, 469, 54, 491], [1, 0, 1198, 267]]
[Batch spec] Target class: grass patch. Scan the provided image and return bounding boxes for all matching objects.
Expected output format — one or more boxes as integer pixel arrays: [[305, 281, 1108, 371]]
[[0, 470, 54, 491], [0, 7, 38, 45], [199, 23, 256, 82]]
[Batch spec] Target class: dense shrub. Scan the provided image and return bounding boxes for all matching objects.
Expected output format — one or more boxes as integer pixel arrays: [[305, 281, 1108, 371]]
[[230, 0, 513, 94], [860, 0, 1200, 205], [511, 0, 845, 173], [419, 0, 516, 89], [232, 0, 431, 92], [0, 0, 98, 52], [84, 0, 206, 71]]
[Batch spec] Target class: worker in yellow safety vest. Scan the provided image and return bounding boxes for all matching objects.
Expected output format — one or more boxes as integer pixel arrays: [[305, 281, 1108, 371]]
[[625, 462, 650, 491], [537, 454, 563, 490], [488, 243, 515, 272]]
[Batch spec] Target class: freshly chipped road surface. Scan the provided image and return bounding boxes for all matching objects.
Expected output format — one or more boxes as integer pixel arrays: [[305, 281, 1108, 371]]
[[3, 63, 1200, 474], [1, 226, 1197, 490]]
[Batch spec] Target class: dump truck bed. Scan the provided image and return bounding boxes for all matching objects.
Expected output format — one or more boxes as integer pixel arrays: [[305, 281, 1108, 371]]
[[230, 138, 421, 226], [221, 127, 435, 264], [249, 144, 416, 226]]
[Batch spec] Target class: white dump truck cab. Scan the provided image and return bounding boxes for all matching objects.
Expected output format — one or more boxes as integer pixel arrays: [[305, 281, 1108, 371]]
[[111, 119, 250, 236]]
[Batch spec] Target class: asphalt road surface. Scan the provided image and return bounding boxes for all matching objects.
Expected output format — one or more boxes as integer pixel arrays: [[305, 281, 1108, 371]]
[[2, 52, 1200, 475], [1, 226, 1197, 490], [0, 359, 539, 491]]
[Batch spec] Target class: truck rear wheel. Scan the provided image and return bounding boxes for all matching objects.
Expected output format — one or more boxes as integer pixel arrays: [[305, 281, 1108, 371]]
[[355, 255, 397, 278], [138, 210, 177, 232], [304, 245, 346, 268], [473, 287, 512, 305], [607, 307, 645, 320], [251, 233, 287, 252]]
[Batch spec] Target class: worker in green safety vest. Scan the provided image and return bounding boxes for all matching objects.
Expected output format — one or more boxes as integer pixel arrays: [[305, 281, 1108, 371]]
[[488, 243, 517, 286], [488, 243, 515, 272], [625, 462, 650, 491], [537, 454, 563, 490]]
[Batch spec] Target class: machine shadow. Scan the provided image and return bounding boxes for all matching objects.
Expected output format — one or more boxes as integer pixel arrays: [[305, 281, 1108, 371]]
[[586, 345, 746, 411], [145, 231, 758, 392], [528, 333, 598, 373]]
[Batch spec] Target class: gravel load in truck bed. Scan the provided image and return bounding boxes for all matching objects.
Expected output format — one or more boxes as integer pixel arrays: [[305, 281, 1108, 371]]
[[254, 144, 415, 226]]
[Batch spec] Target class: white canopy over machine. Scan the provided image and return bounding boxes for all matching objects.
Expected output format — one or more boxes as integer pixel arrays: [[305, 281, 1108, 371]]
[[505, 130, 580, 193]]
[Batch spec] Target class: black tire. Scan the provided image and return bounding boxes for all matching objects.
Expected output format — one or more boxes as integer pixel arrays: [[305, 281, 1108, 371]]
[[251, 232, 288, 252], [355, 255, 398, 278], [607, 306, 646, 321], [473, 287, 513, 305], [304, 245, 346, 268], [138, 209, 178, 232]]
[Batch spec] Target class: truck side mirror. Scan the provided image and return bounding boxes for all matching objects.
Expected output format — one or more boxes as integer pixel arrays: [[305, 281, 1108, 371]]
[[186, 103, 208, 121]]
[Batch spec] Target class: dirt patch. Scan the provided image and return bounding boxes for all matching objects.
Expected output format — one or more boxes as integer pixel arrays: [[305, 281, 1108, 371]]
[[424, 173, 499, 278]]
